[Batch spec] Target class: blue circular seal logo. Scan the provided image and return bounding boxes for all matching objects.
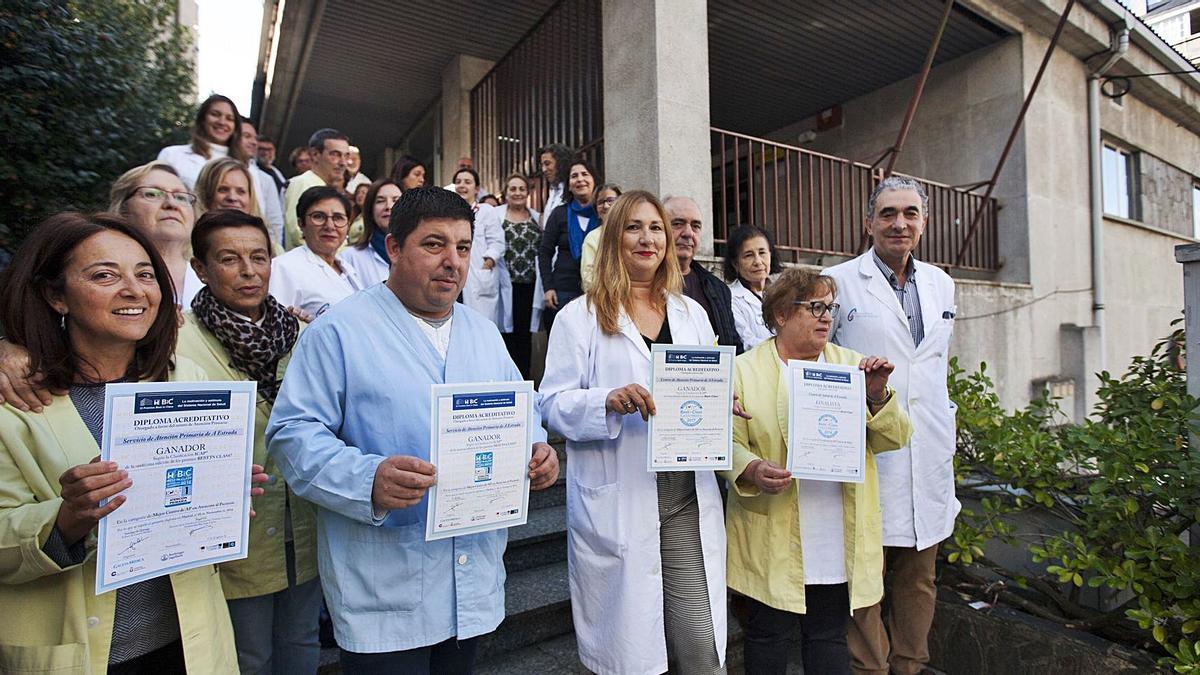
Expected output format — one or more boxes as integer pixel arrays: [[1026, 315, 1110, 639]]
[[817, 413, 839, 438], [679, 400, 704, 427]]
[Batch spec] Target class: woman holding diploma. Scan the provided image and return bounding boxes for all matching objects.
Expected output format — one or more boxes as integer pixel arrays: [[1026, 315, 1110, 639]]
[[540, 191, 728, 675], [178, 210, 321, 674], [0, 213, 239, 673], [722, 268, 912, 675]]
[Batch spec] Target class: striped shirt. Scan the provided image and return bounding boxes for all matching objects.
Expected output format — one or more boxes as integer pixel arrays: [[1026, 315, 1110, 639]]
[[873, 250, 924, 348]]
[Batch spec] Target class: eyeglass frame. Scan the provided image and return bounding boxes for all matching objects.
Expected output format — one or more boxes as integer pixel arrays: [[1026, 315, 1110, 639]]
[[791, 300, 840, 319], [305, 210, 349, 227], [127, 186, 197, 207]]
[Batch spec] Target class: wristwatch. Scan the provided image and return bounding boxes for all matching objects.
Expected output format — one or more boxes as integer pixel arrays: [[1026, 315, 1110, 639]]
[[866, 388, 893, 407]]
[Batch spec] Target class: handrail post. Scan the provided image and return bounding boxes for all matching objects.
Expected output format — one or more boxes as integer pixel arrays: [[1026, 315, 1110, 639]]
[[883, 0, 956, 177]]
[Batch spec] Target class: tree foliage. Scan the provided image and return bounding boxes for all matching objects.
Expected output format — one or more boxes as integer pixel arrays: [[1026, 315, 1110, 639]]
[[946, 324, 1200, 672], [0, 0, 194, 247]]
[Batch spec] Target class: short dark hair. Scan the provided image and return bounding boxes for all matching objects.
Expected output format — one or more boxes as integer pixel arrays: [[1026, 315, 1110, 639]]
[[0, 212, 178, 390], [296, 185, 351, 223], [256, 134, 274, 144], [389, 187, 474, 248], [191, 209, 272, 262], [308, 128, 349, 153], [723, 224, 783, 282], [537, 143, 575, 185], [452, 167, 480, 187], [355, 178, 401, 249], [390, 154, 426, 187]]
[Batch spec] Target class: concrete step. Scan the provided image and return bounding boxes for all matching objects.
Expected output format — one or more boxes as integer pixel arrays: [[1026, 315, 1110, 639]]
[[478, 559, 573, 659], [528, 475, 565, 510], [504, 503, 567, 572]]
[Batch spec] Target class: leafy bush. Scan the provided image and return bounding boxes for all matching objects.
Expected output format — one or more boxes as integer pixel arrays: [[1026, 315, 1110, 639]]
[[946, 326, 1200, 672], [0, 0, 194, 247]]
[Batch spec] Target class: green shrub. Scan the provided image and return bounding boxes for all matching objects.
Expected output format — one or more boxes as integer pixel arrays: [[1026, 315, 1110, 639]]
[[0, 0, 193, 247], [947, 325, 1200, 672]]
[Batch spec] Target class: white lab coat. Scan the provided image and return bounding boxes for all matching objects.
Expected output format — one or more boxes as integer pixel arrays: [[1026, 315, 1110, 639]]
[[461, 203, 509, 330], [251, 161, 286, 246], [539, 294, 728, 675], [269, 244, 365, 319], [728, 278, 773, 350], [824, 250, 960, 551], [340, 244, 390, 287]]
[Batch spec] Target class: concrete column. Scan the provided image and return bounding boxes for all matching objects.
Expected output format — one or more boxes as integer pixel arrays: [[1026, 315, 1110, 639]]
[[440, 54, 494, 185], [601, 0, 714, 255], [1177, 242, 1200, 549]]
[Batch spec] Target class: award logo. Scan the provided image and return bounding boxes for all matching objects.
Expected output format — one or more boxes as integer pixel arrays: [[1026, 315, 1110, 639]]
[[164, 466, 194, 507], [679, 400, 704, 427], [474, 452, 494, 482], [817, 413, 839, 439]]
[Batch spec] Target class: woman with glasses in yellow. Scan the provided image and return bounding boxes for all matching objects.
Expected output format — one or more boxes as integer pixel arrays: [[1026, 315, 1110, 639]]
[[268, 186, 365, 319], [722, 268, 912, 675]]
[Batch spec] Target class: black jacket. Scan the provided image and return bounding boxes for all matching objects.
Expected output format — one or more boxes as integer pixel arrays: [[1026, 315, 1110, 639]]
[[538, 204, 584, 299], [688, 263, 745, 354]]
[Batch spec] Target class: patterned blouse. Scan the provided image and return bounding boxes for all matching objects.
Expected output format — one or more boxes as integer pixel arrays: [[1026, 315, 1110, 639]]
[[503, 215, 541, 284]]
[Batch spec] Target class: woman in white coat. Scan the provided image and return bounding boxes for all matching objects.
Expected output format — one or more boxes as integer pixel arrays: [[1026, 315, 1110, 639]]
[[156, 94, 250, 190], [455, 168, 508, 330], [540, 190, 728, 675], [493, 174, 541, 377], [341, 178, 401, 286], [724, 224, 781, 350]]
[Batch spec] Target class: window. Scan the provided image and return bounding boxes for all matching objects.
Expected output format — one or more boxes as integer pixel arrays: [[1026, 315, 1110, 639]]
[[1193, 184, 1200, 239], [1102, 144, 1138, 220]]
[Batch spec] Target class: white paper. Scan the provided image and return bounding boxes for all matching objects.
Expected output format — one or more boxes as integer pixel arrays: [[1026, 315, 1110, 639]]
[[96, 381, 256, 594], [647, 344, 735, 472], [785, 360, 867, 483], [426, 381, 535, 541]]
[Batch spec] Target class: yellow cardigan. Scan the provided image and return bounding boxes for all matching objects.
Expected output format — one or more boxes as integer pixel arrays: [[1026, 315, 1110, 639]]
[[176, 313, 318, 599], [722, 339, 913, 614], [0, 358, 237, 674]]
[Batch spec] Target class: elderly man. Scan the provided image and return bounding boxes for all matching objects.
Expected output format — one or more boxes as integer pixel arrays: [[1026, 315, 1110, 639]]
[[823, 176, 959, 675], [283, 128, 350, 250], [267, 186, 559, 673], [664, 195, 743, 353]]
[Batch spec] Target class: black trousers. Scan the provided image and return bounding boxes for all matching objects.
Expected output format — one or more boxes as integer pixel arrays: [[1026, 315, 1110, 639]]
[[339, 636, 478, 675], [739, 584, 851, 675], [503, 281, 535, 379], [107, 639, 184, 674]]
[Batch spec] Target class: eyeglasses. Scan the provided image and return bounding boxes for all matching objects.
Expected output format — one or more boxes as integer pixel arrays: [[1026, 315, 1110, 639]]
[[598, 197, 618, 206], [131, 187, 197, 207], [307, 211, 348, 227], [793, 300, 840, 318]]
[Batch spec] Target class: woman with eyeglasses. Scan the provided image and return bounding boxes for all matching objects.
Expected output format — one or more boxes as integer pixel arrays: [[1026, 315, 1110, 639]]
[[724, 224, 782, 351], [156, 94, 250, 191], [341, 178, 402, 287], [721, 268, 911, 675], [579, 183, 622, 292], [269, 186, 365, 319], [490, 173, 542, 378]]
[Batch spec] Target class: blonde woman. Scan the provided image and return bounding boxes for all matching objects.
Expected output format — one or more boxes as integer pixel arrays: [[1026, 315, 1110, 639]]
[[579, 182, 622, 292], [194, 158, 279, 249], [540, 190, 728, 675]]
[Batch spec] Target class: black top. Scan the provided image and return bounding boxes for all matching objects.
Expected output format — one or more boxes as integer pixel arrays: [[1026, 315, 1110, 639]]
[[538, 203, 585, 300], [641, 315, 673, 349], [684, 263, 744, 354]]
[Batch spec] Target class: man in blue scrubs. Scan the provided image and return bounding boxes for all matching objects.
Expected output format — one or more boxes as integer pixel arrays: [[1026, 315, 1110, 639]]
[[267, 187, 559, 673]]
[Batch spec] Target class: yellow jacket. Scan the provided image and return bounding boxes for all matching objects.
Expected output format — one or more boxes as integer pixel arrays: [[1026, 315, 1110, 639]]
[[176, 313, 318, 600], [721, 339, 913, 614], [0, 358, 237, 674]]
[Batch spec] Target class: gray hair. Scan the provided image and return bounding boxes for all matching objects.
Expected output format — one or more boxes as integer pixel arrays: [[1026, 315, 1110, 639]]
[[866, 176, 929, 221]]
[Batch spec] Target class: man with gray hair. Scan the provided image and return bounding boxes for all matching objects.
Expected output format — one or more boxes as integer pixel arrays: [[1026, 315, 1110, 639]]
[[664, 195, 743, 353], [823, 176, 960, 675]]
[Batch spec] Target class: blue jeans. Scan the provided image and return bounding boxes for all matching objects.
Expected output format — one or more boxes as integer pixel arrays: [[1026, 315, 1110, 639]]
[[226, 573, 323, 674]]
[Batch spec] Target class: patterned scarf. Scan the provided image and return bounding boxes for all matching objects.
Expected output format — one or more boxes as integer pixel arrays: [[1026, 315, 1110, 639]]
[[191, 286, 300, 403]]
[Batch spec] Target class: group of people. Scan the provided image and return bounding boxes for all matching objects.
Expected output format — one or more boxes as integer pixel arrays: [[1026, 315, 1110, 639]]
[[0, 91, 959, 675]]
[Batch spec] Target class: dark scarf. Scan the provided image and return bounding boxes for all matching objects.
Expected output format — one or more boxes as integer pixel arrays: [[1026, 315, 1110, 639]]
[[566, 200, 599, 260], [191, 286, 299, 403], [370, 229, 389, 265]]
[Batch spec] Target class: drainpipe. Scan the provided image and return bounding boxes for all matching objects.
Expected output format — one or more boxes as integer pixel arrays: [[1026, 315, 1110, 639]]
[[1087, 24, 1128, 372]]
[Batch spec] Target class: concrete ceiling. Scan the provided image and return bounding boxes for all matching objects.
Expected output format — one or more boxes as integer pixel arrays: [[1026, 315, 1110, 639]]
[[707, 0, 1011, 136]]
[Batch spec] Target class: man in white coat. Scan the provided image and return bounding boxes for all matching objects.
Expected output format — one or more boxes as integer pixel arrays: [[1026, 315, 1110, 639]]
[[823, 176, 960, 675]]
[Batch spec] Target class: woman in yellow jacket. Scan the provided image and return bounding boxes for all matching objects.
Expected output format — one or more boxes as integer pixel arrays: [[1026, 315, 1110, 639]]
[[0, 213, 243, 674], [177, 209, 321, 674], [723, 268, 913, 675]]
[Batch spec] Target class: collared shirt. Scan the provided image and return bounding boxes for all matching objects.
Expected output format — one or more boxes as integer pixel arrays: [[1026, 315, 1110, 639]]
[[872, 251, 924, 347], [266, 286, 547, 652]]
